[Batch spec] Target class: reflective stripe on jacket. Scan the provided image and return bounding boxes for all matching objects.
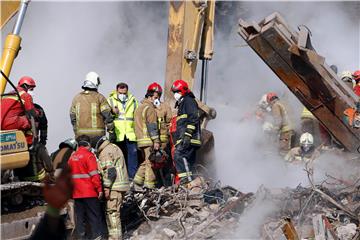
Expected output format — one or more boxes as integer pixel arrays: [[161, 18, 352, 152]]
[[68, 146, 102, 198], [172, 92, 201, 147], [108, 91, 138, 142], [70, 90, 113, 138], [98, 140, 130, 192], [134, 98, 160, 148], [155, 101, 172, 144]]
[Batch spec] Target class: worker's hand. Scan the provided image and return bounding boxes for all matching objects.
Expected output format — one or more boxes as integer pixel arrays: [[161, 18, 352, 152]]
[[104, 189, 110, 200], [43, 166, 73, 210], [98, 191, 104, 200], [182, 135, 191, 149], [109, 131, 116, 143], [153, 141, 160, 151]]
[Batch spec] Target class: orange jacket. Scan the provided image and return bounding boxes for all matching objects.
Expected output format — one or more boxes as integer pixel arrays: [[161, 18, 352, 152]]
[[68, 147, 102, 198]]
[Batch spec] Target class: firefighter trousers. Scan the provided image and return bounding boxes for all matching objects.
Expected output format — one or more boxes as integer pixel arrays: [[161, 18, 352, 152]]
[[106, 191, 124, 240], [279, 130, 295, 156], [133, 147, 156, 189], [174, 144, 197, 183]]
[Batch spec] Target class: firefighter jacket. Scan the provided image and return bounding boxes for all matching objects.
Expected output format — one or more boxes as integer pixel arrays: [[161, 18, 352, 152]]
[[284, 147, 320, 163], [155, 101, 172, 144], [1, 86, 36, 131], [34, 104, 48, 145], [270, 100, 293, 133], [301, 107, 316, 120], [97, 140, 130, 192], [172, 92, 201, 147], [134, 98, 160, 148], [70, 90, 114, 138], [68, 146, 102, 198], [107, 91, 138, 142], [353, 84, 360, 96]]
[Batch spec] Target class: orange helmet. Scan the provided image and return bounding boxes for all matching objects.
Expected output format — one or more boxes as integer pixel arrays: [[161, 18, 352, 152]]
[[266, 92, 278, 103], [18, 76, 36, 88], [353, 70, 360, 81], [147, 82, 163, 96], [171, 79, 189, 96]]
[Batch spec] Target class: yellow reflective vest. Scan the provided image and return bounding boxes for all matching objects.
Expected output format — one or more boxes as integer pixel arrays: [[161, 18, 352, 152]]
[[107, 91, 138, 142]]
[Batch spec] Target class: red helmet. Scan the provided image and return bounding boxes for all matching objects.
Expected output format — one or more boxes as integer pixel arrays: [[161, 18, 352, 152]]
[[147, 82, 163, 96], [171, 79, 189, 96], [18, 76, 36, 88], [266, 92, 278, 103], [353, 70, 360, 81]]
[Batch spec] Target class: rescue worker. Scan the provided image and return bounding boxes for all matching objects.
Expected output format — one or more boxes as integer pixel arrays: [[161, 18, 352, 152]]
[[300, 107, 316, 135], [285, 132, 320, 163], [133, 85, 161, 189], [67, 135, 106, 239], [148, 82, 172, 186], [70, 71, 115, 147], [95, 137, 130, 240], [1, 76, 38, 145], [352, 70, 360, 96], [171, 79, 201, 184], [264, 92, 295, 156], [340, 70, 354, 90], [107, 82, 138, 180]]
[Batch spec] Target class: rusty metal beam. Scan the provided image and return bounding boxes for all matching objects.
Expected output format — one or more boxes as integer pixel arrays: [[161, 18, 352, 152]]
[[238, 12, 360, 152]]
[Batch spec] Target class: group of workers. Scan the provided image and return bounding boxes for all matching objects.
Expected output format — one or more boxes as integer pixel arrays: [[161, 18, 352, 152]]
[[256, 69, 360, 165], [1, 71, 203, 239]]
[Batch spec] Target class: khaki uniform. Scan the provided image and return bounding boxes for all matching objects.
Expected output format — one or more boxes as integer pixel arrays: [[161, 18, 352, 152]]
[[98, 140, 129, 239], [133, 99, 160, 189], [70, 90, 114, 146], [155, 101, 172, 149], [270, 100, 295, 155], [285, 147, 320, 163]]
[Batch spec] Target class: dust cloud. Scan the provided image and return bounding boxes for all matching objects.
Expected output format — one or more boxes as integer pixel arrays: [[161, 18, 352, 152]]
[[1, 1, 359, 237]]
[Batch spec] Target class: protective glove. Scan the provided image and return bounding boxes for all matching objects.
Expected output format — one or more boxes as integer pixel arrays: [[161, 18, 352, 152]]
[[109, 131, 116, 143], [181, 134, 191, 149], [107, 166, 117, 183]]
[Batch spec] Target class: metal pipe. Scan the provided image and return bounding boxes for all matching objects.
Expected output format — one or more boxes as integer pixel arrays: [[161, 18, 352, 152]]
[[200, 60, 205, 101], [12, 0, 30, 35], [203, 60, 208, 103]]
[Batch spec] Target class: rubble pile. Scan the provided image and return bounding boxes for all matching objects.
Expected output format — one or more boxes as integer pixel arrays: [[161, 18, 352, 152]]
[[120, 175, 360, 239]]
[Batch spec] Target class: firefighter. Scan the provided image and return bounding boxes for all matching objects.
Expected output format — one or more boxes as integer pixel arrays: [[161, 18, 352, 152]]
[[95, 137, 130, 240], [70, 71, 115, 147], [1, 76, 38, 145], [67, 135, 106, 239], [285, 132, 320, 163], [148, 82, 173, 186], [171, 79, 201, 184], [340, 70, 354, 90], [265, 92, 295, 156], [107, 82, 138, 179], [352, 70, 360, 96], [133, 85, 161, 189]]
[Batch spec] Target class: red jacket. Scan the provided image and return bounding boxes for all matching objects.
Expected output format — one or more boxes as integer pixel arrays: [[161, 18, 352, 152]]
[[353, 85, 360, 96], [68, 146, 102, 199]]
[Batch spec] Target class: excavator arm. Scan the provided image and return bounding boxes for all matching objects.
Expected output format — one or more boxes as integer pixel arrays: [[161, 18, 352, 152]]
[[238, 12, 360, 153]]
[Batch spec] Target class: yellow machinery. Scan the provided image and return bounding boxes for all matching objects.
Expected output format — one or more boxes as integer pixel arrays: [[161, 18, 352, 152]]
[[0, 0, 32, 170]]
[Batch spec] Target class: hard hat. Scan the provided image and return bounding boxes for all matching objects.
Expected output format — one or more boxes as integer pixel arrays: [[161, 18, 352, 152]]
[[299, 132, 314, 146], [82, 71, 100, 89], [266, 92, 278, 103], [59, 138, 78, 150], [18, 76, 36, 88], [330, 65, 338, 74], [258, 94, 268, 109], [340, 71, 353, 82], [353, 70, 360, 81], [171, 79, 189, 96], [147, 82, 163, 96]]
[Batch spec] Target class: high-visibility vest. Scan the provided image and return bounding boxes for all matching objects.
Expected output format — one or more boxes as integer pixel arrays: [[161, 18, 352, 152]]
[[108, 92, 138, 142]]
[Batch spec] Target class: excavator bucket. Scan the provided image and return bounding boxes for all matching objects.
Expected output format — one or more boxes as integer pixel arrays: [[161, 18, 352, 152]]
[[238, 12, 360, 153]]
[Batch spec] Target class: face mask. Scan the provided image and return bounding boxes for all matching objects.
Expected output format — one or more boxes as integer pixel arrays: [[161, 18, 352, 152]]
[[153, 99, 161, 108], [28, 90, 35, 98], [174, 92, 182, 101], [301, 145, 312, 153], [118, 93, 127, 102]]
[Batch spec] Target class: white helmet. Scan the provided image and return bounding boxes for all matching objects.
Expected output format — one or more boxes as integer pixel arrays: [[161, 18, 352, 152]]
[[82, 71, 100, 89], [258, 94, 269, 110], [340, 71, 353, 82]]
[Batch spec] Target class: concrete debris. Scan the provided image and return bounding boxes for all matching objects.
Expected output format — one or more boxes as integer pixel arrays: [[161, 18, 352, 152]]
[[120, 176, 360, 239]]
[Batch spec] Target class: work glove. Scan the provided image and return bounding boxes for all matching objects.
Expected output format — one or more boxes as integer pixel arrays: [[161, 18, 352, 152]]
[[181, 134, 191, 149], [107, 166, 117, 183], [109, 131, 116, 143]]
